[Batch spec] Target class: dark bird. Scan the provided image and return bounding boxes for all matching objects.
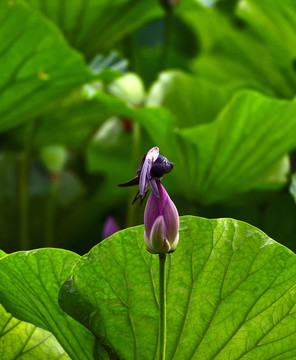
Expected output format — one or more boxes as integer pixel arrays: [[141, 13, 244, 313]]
[[118, 147, 174, 204]]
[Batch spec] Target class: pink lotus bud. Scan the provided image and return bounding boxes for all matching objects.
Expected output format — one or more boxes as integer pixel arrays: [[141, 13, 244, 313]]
[[144, 181, 179, 253], [102, 216, 120, 239]]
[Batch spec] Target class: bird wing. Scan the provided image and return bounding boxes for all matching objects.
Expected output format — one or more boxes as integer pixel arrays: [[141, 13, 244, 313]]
[[139, 147, 159, 196]]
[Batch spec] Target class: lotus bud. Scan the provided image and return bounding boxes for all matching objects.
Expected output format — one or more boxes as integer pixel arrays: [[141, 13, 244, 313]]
[[103, 216, 120, 239], [40, 145, 68, 174], [107, 73, 146, 107], [160, 0, 181, 10], [144, 180, 179, 253]]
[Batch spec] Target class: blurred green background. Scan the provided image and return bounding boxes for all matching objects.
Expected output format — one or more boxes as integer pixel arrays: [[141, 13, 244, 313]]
[[1, 0, 296, 254]]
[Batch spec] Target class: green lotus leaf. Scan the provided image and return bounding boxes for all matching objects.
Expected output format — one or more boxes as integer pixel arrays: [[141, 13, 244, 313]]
[[0, 0, 93, 133], [0, 249, 106, 360], [59, 215, 296, 359], [25, 0, 163, 58]]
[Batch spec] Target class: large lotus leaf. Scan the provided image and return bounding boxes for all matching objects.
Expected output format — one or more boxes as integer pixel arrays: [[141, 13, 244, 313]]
[[178, 90, 296, 203], [235, 0, 296, 97], [59, 215, 296, 359], [0, 249, 105, 360], [0, 0, 93, 133], [0, 250, 69, 359], [147, 70, 240, 126], [25, 0, 163, 58], [180, 0, 296, 98], [236, 0, 296, 66], [10, 63, 133, 150]]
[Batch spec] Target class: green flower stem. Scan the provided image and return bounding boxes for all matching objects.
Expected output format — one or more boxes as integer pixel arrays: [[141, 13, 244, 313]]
[[125, 34, 136, 72], [159, 252, 167, 360], [160, 8, 174, 71], [126, 122, 141, 227], [19, 121, 36, 250], [19, 151, 30, 250], [45, 174, 58, 247]]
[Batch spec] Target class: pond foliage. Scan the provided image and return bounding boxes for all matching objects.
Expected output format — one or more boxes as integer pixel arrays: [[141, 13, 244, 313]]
[[1, 0, 296, 359]]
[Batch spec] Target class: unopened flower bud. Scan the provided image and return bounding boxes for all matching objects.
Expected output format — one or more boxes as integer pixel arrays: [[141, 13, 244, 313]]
[[40, 145, 68, 174], [103, 216, 120, 239], [144, 181, 179, 253], [108, 73, 146, 107], [160, 0, 181, 11]]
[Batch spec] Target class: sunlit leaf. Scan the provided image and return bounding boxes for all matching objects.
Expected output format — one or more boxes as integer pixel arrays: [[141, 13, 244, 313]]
[[59, 215, 296, 359], [0, 250, 69, 359], [0, 305, 69, 360], [0, 249, 105, 360], [108, 73, 146, 107]]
